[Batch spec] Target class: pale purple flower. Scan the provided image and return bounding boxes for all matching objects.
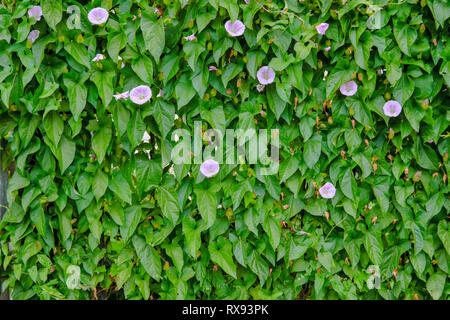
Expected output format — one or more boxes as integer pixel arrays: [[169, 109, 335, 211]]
[[130, 85, 152, 105], [256, 84, 265, 92], [316, 23, 329, 35], [324, 46, 331, 52], [319, 182, 336, 199], [224, 20, 246, 37], [184, 33, 196, 41], [257, 66, 275, 85], [299, 231, 310, 235], [244, 0, 250, 3], [260, 110, 266, 115], [157, 89, 164, 98], [88, 8, 109, 25], [113, 91, 129, 101], [383, 100, 402, 117], [339, 80, 358, 96], [209, 66, 218, 71], [92, 54, 105, 62], [154, 8, 162, 15], [200, 159, 220, 178], [28, 6, 42, 21], [27, 30, 39, 44]]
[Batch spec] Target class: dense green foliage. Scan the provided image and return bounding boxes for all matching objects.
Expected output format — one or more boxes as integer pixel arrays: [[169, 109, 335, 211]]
[[0, 0, 449, 300]]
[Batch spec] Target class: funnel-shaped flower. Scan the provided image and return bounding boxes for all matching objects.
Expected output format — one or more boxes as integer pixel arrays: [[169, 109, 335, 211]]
[[88, 8, 109, 25], [383, 100, 402, 117], [257, 66, 275, 85], [316, 23, 329, 35], [28, 6, 42, 21], [340, 81, 358, 96], [130, 85, 152, 105], [319, 182, 336, 199], [200, 159, 220, 178], [28, 30, 40, 43], [224, 20, 245, 37]]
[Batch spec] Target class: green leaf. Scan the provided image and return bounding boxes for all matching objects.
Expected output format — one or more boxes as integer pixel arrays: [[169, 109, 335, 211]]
[[175, 75, 196, 108], [141, 11, 165, 62], [208, 237, 237, 279], [92, 120, 112, 164], [303, 134, 322, 169], [428, 0, 450, 28], [156, 187, 180, 225], [153, 100, 175, 139], [127, 110, 146, 150], [280, 156, 299, 183], [92, 170, 108, 201], [340, 167, 357, 201], [91, 70, 114, 107], [57, 135, 76, 174], [364, 231, 383, 265], [194, 189, 217, 228], [39, 81, 59, 98], [120, 206, 142, 242], [67, 83, 87, 122], [263, 174, 281, 201], [64, 42, 90, 69], [43, 111, 63, 146], [108, 172, 132, 204], [41, 0, 62, 30], [393, 20, 417, 56], [414, 137, 439, 170], [263, 215, 281, 250], [132, 235, 161, 280], [131, 56, 153, 84], [437, 220, 450, 255], [393, 74, 414, 105], [426, 271, 446, 300]]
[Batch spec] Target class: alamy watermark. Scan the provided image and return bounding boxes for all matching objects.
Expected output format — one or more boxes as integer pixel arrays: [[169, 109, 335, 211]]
[[169, 121, 280, 175]]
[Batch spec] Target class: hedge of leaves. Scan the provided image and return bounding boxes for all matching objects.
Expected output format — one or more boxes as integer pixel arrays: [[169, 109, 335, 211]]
[[0, 0, 449, 300]]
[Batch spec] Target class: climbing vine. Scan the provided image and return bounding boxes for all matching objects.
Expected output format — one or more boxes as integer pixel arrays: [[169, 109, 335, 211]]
[[0, 0, 449, 300]]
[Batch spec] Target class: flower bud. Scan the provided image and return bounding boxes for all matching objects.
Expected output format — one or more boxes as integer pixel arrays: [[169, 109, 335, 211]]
[[328, 116, 333, 125], [76, 34, 84, 44], [413, 171, 422, 182], [388, 128, 395, 140], [420, 24, 426, 33], [349, 107, 354, 116]]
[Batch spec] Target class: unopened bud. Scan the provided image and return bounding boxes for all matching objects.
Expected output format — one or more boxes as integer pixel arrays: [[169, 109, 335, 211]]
[[413, 171, 422, 182], [388, 128, 395, 140]]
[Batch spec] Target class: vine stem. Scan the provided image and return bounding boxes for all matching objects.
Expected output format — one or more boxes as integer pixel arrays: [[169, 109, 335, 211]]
[[253, 0, 407, 26], [254, 0, 305, 25], [324, 217, 346, 242]]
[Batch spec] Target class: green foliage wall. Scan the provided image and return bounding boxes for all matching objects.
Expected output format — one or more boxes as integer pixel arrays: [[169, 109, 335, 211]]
[[0, 0, 449, 300]]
